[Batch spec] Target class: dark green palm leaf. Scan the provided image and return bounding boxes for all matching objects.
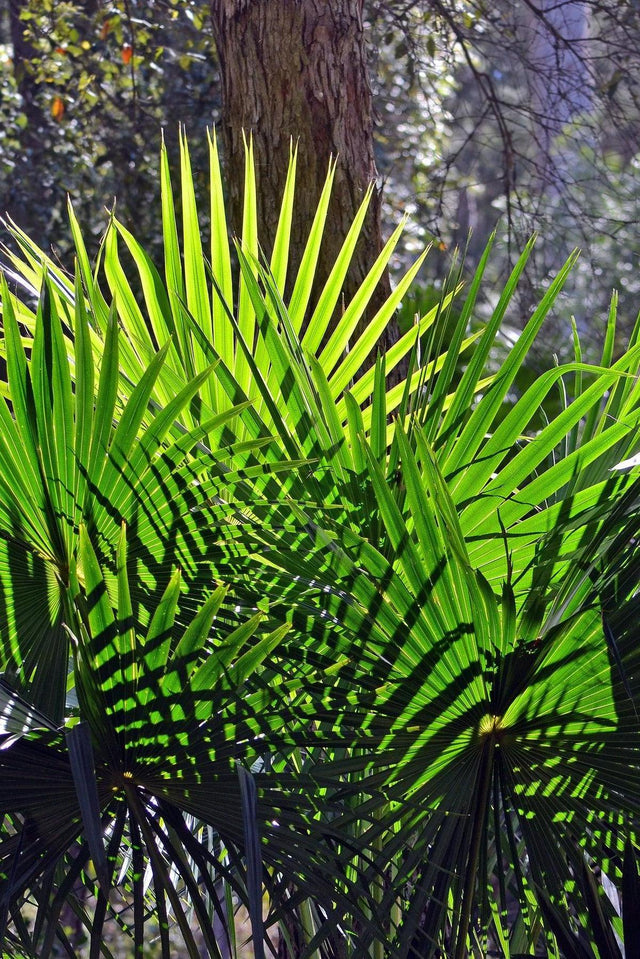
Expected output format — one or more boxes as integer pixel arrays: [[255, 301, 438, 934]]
[[0, 524, 388, 956]]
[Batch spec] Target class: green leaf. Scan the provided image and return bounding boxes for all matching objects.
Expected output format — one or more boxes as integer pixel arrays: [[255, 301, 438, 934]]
[[65, 722, 109, 893], [623, 840, 640, 955], [137, 568, 182, 706]]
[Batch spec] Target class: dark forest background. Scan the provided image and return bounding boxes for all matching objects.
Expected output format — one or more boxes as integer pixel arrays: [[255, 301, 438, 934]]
[[2, 1, 640, 356]]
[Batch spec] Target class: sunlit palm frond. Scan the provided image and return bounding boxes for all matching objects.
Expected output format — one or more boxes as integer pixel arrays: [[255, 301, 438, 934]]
[[2, 133, 639, 958]]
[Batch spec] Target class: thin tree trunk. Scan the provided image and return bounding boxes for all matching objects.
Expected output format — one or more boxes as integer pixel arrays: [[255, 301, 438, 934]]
[[524, 0, 592, 190], [211, 0, 394, 349], [9, 0, 45, 137]]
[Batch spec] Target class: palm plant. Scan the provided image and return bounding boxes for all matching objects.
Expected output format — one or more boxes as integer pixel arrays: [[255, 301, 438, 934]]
[[0, 522, 376, 958], [0, 133, 638, 957], [0, 257, 384, 956]]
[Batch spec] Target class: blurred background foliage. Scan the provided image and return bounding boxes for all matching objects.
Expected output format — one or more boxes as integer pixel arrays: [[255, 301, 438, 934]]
[[2, 0, 640, 357], [1, 0, 215, 256]]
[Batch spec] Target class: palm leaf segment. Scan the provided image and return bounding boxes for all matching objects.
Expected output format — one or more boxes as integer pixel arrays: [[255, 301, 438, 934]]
[[0, 523, 377, 957], [0, 270, 255, 722], [252, 421, 639, 956], [0, 134, 639, 956]]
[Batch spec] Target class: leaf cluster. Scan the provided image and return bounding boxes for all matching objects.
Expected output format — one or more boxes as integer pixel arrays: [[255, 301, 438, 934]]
[[0, 135, 639, 957]]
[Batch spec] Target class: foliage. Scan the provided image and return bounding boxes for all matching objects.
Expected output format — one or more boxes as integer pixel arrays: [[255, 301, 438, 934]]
[[0, 0, 216, 257], [0, 136, 639, 958], [368, 1, 640, 355], [493, 138, 640, 355]]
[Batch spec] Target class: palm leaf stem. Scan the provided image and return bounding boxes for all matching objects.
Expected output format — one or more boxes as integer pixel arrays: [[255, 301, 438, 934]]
[[454, 736, 495, 959], [122, 782, 201, 959]]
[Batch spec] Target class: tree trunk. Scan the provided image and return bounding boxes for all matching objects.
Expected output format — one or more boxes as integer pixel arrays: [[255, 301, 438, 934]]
[[524, 0, 592, 190], [211, 0, 394, 347]]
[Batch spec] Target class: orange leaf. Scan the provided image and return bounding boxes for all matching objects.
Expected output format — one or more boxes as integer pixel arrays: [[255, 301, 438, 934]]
[[51, 96, 65, 121], [100, 19, 111, 40], [55, 46, 67, 56], [121, 43, 133, 65]]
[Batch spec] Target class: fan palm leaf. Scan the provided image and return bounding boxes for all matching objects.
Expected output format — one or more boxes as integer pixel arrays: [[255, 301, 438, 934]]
[[0, 523, 389, 957], [235, 423, 639, 956], [0, 267, 297, 721], [1, 133, 639, 958]]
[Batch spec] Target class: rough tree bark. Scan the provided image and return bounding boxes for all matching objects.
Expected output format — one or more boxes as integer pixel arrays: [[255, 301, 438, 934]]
[[211, 0, 393, 345]]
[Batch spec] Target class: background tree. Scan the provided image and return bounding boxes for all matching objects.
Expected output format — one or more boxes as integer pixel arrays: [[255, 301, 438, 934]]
[[369, 0, 640, 349], [211, 0, 392, 337], [0, 0, 216, 255]]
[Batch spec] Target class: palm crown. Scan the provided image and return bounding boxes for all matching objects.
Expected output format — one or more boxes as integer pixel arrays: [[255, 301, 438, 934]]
[[0, 133, 638, 958]]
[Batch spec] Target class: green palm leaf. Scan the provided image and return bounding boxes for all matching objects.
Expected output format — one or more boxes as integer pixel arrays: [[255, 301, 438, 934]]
[[2, 132, 640, 958], [230, 417, 639, 957], [0, 524, 386, 957], [0, 267, 269, 719]]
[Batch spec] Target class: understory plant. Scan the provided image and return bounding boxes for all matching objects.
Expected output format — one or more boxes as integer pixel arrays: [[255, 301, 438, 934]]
[[0, 133, 639, 958]]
